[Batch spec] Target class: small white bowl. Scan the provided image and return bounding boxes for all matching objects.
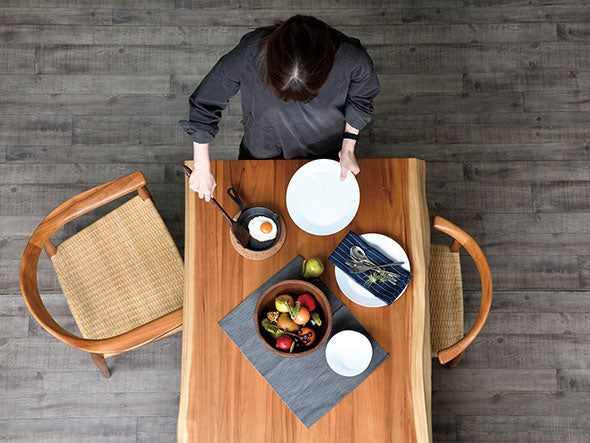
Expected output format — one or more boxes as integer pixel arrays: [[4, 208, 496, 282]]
[[325, 330, 373, 377]]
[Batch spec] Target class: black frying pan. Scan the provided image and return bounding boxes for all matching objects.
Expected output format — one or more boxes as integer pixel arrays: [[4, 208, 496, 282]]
[[227, 187, 281, 251]]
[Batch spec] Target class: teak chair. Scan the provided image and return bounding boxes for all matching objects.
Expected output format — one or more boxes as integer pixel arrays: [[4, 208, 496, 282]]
[[20, 172, 184, 378], [429, 216, 492, 369]]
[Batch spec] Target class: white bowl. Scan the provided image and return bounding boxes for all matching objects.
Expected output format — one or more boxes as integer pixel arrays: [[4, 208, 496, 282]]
[[325, 330, 373, 377]]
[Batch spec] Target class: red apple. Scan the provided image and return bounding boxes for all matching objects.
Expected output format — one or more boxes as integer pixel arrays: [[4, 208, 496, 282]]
[[276, 335, 294, 351], [297, 293, 317, 312]]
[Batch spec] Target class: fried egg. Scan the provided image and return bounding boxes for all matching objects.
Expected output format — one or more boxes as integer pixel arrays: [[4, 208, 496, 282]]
[[248, 216, 277, 242]]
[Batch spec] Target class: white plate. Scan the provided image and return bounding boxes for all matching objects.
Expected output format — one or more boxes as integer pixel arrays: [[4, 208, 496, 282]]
[[335, 233, 411, 308], [325, 330, 372, 377], [286, 159, 360, 236]]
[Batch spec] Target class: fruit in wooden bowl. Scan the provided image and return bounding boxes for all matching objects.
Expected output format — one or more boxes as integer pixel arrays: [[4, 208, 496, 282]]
[[254, 279, 332, 358]]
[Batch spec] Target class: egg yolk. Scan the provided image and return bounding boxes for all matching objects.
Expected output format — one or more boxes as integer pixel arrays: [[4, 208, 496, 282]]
[[260, 222, 273, 234]]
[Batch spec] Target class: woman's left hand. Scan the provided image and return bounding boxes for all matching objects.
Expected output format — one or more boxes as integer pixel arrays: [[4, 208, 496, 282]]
[[338, 143, 360, 181]]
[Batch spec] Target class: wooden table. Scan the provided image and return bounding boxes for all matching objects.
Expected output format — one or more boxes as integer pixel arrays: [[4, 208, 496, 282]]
[[178, 158, 431, 443]]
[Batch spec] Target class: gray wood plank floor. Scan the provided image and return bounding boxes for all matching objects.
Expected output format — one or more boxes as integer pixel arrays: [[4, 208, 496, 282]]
[[1, 1, 589, 442]]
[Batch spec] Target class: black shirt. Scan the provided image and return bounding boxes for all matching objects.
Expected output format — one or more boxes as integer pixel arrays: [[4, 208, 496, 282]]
[[179, 28, 381, 159]]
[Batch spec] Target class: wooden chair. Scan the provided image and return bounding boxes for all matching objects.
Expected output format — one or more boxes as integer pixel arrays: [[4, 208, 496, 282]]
[[429, 216, 492, 369], [20, 172, 183, 378]]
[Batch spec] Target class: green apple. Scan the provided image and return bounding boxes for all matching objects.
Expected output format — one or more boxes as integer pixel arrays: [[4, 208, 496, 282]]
[[301, 257, 325, 278]]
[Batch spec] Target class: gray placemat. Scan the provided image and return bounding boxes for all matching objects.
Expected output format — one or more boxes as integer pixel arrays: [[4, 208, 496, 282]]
[[218, 256, 389, 428]]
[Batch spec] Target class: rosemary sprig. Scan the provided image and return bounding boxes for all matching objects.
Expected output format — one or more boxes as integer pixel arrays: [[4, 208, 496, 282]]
[[364, 270, 397, 287]]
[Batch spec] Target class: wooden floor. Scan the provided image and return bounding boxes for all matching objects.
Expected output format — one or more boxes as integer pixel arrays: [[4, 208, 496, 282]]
[[1, 1, 590, 442]]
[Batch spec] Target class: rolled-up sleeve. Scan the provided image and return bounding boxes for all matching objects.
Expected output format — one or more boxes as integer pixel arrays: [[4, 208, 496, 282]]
[[344, 48, 381, 131], [178, 44, 242, 143]]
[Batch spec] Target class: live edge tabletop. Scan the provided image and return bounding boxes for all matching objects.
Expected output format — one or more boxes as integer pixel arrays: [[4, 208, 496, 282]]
[[178, 158, 431, 443]]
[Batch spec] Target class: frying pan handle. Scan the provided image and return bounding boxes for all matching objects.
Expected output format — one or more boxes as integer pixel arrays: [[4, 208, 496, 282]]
[[182, 165, 193, 178], [210, 197, 234, 224], [227, 187, 247, 212]]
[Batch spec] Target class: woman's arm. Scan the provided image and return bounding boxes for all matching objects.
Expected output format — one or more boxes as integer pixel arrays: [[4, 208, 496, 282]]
[[339, 123, 360, 181], [339, 46, 380, 181], [191, 142, 216, 202], [179, 33, 253, 198]]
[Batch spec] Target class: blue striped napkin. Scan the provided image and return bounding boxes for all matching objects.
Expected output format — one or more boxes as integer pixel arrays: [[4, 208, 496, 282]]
[[329, 231, 412, 305]]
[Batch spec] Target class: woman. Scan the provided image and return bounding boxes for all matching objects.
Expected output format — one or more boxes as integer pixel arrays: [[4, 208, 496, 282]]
[[179, 15, 381, 201]]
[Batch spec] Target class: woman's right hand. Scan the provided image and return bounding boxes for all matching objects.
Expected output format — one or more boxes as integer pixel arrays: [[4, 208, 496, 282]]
[[189, 168, 216, 202]]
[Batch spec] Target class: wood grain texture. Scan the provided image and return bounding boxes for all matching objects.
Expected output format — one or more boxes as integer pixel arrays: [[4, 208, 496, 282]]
[[526, 90, 590, 112], [175, 0, 462, 9], [0, 45, 35, 74], [433, 390, 590, 416], [460, 334, 590, 369], [0, 369, 180, 395], [465, 70, 590, 92], [0, 75, 171, 95], [371, 112, 590, 144], [115, 8, 404, 27], [460, 255, 579, 290], [137, 417, 178, 443], [5, 145, 195, 164], [0, 316, 29, 338], [179, 158, 431, 442], [464, 290, 590, 313], [0, 115, 72, 146], [72, 114, 243, 146], [0, 164, 166, 185], [35, 44, 231, 75], [456, 415, 590, 442], [403, 5, 590, 24], [368, 42, 590, 74], [442, 233, 590, 256], [431, 212, 590, 233], [465, 312, 590, 334], [579, 256, 590, 288], [558, 22, 590, 41], [433, 368, 557, 391], [427, 181, 533, 212], [0, 418, 137, 442], [0, 293, 69, 316], [374, 91, 523, 114], [358, 142, 590, 161], [0, 93, 186, 115], [533, 181, 590, 212], [0, 7, 113, 25], [2, 0, 174, 8], [342, 23, 558, 44], [0, 392, 179, 419], [0, 24, 251, 46]]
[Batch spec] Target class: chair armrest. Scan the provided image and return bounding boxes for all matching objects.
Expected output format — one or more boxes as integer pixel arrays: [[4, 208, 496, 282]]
[[29, 171, 147, 249], [432, 216, 493, 365]]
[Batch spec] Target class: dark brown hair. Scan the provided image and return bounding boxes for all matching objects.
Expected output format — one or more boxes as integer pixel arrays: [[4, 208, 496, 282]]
[[259, 15, 338, 102]]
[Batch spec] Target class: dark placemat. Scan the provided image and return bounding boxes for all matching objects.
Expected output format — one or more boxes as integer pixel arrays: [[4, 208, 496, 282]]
[[218, 256, 389, 428]]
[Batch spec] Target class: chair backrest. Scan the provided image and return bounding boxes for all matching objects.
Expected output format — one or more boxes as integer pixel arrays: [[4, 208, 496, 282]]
[[20, 172, 183, 355], [432, 216, 492, 364]]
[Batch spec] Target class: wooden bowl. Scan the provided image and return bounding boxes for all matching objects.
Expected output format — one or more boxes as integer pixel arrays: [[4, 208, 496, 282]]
[[254, 279, 333, 358]]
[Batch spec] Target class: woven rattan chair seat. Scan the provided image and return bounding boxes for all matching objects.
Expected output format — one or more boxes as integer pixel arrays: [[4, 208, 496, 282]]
[[51, 196, 183, 340], [429, 244, 464, 357]]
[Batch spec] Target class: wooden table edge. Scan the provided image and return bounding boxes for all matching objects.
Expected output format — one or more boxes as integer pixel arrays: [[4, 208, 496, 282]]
[[407, 158, 432, 443]]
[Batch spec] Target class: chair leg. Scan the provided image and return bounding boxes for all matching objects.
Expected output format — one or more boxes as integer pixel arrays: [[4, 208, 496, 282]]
[[447, 350, 465, 370], [90, 353, 111, 378]]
